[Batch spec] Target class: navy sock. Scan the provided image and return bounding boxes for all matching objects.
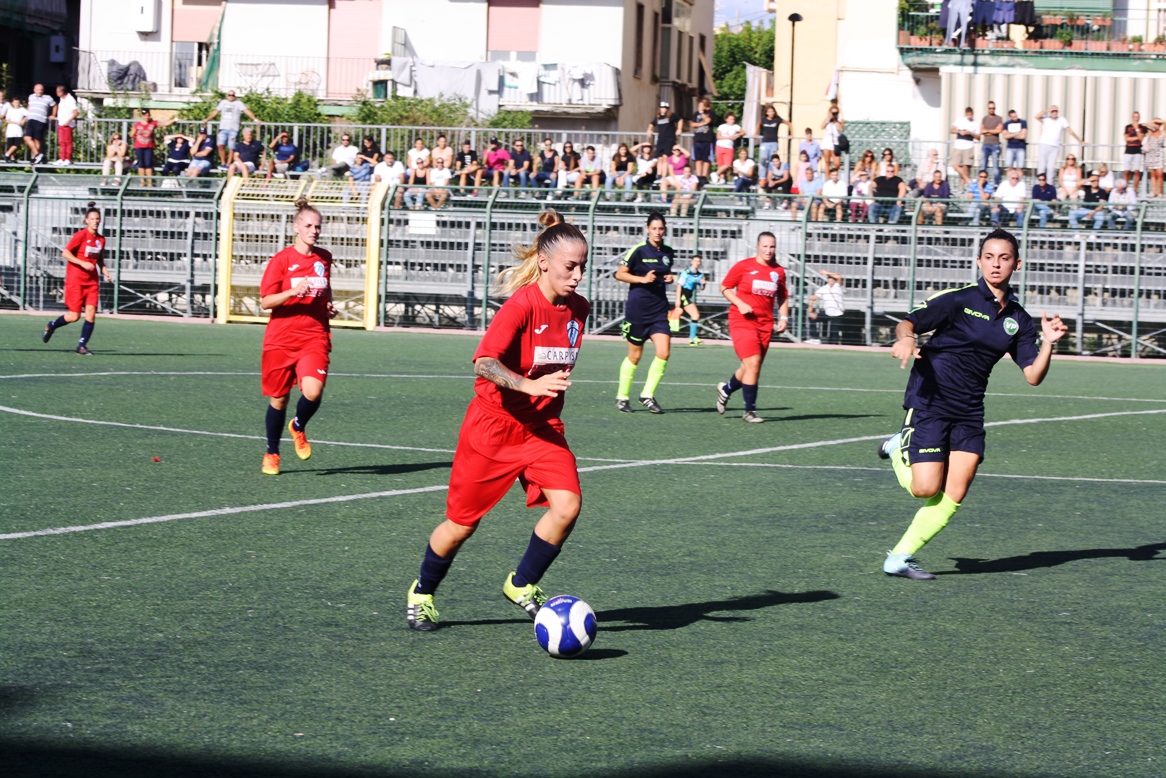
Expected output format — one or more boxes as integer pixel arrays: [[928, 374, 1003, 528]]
[[742, 383, 759, 412], [726, 374, 743, 394], [50, 315, 69, 330], [265, 404, 286, 455], [78, 320, 94, 346], [293, 395, 321, 432], [415, 543, 455, 595], [512, 532, 562, 587]]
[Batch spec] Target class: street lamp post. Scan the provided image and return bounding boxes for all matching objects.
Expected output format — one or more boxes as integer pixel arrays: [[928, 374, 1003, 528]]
[[787, 13, 802, 163]]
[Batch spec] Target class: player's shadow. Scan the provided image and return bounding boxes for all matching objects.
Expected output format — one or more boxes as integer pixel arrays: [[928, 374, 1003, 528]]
[[770, 412, 883, 422], [939, 541, 1166, 575], [288, 461, 452, 476], [600, 589, 839, 632]]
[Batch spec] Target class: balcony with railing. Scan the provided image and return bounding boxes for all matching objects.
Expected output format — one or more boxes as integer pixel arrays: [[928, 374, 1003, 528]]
[[898, 7, 1166, 68]]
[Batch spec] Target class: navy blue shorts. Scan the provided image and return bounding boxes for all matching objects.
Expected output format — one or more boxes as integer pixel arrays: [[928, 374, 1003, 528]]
[[622, 317, 671, 345], [900, 408, 985, 463], [693, 140, 713, 163], [135, 147, 155, 169]]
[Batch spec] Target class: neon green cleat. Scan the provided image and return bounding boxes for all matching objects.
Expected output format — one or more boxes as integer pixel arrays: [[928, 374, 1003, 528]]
[[503, 572, 547, 619], [406, 580, 440, 631]]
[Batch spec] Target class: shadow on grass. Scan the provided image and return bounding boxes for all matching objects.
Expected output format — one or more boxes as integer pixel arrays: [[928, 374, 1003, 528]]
[[770, 413, 884, 423], [660, 406, 792, 414], [600, 589, 840, 632], [941, 541, 1166, 575], [0, 739, 1051, 778], [286, 461, 453, 476]]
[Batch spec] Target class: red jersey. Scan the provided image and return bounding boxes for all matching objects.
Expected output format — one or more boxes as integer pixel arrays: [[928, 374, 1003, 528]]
[[260, 245, 333, 351], [64, 228, 105, 284], [133, 120, 158, 149], [721, 257, 788, 323], [472, 282, 591, 426]]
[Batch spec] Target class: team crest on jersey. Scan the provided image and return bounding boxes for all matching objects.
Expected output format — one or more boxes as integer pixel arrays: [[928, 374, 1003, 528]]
[[1003, 317, 1019, 335], [313, 260, 326, 277], [770, 271, 779, 283], [567, 319, 580, 347]]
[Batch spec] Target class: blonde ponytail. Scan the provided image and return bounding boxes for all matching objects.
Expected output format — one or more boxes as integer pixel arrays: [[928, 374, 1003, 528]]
[[496, 209, 587, 294]]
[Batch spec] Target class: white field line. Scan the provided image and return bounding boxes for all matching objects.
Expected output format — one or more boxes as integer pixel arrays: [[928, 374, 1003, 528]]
[[3, 407, 1164, 542], [685, 461, 1166, 485]]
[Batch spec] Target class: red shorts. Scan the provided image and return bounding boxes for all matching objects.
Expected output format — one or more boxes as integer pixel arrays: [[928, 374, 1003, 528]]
[[446, 399, 580, 527], [715, 146, 735, 169], [730, 317, 774, 359], [260, 346, 330, 397], [65, 280, 99, 312]]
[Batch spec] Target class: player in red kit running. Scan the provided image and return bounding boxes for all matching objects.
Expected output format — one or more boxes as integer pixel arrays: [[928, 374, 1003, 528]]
[[406, 209, 590, 632], [258, 197, 336, 475], [715, 232, 789, 422], [42, 202, 113, 355]]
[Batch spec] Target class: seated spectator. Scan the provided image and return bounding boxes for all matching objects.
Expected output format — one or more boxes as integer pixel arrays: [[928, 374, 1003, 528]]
[[556, 141, 581, 193], [965, 170, 996, 225], [227, 127, 264, 180], [577, 145, 605, 192], [403, 157, 429, 209], [732, 146, 756, 195], [790, 168, 823, 221], [503, 138, 533, 192], [484, 136, 511, 187], [631, 143, 658, 200], [101, 131, 128, 179], [348, 135, 378, 189], [265, 131, 298, 179], [406, 137, 430, 172], [853, 149, 877, 181], [715, 112, 745, 182], [761, 154, 791, 209], [374, 150, 407, 207], [161, 132, 193, 177], [912, 148, 942, 192], [798, 128, 822, 175], [668, 164, 700, 217], [1058, 154, 1083, 200], [818, 168, 848, 221], [426, 156, 453, 209], [877, 147, 900, 178], [1029, 172, 1058, 228], [918, 170, 951, 225], [534, 138, 558, 190], [455, 139, 482, 193], [1068, 172, 1108, 229], [1096, 163, 1115, 194], [184, 126, 216, 178], [1106, 178, 1137, 230], [868, 169, 908, 224], [850, 170, 873, 222], [431, 134, 454, 170], [606, 142, 636, 200], [991, 168, 1027, 228], [793, 149, 813, 192], [662, 144, 690, 180], [327, 133, 357, 179]]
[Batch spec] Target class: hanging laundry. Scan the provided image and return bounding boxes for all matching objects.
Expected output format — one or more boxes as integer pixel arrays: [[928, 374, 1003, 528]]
[[1014, 0, 1036, 27], [973, 0, 996, 28], [947, 0, 974, 44], [994, 0, 1015, 25]]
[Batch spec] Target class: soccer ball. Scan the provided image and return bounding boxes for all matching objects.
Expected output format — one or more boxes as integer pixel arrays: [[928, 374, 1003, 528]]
[[534, 595, 597, 658]]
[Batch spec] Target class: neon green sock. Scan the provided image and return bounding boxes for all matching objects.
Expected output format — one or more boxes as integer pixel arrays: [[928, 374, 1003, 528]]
[[891, 440, 914, 493], [641, 357, 668, 398], [892, 492, 961, 556], [617, 357, 638, 401]]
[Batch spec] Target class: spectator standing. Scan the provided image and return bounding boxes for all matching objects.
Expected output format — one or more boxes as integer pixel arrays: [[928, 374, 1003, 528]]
[[577, 145, 605, 193], [761, 154, 791, 209], [1123, 111, 1150, 192], [790, 167, 823, 221], [691, 96, 715, 181], [1067, 171, 1107, 229], [51, 85, 78, 165], [606, 142, 636, 200], [23, 83, 55, 164], [100, 131, 127, 180], [820, 106, 845, 173], [484, 137, 511, 188], [455, 139, 482, 193], [4, 97, 27, 161], [327, 133, 358, 179], [1034, 106, 1081, 182], [266, 131, 298, 179], [758, 104, 791, 176], [868, 170, 908, 224], [668, 164, 700, 217], [226, 127, 265, 180], [818, 168, 848, 221], [1144, 119, 1165, 199], [966, 169, 995, 225], [1002, 109, 1028, 170], [991, 168, 1027, 227], [131, 108, 176, 181], [160, 132, 193, 177], [426, 156, 453, 209], [950, 106, 979, 186], [1029, 172, 1058, 228], [648, 101, 682, 168], [1107, 178, 1137, 230], [184, 126, 216, 178], [534, 138, 558, 191], [980, 101, 1004, 185], [431, 134, 454, 170], [203, 90, 260, 168], [918, 170, 951, 224], [808, 271, 845, 344], [1057, 154, 1083, 201], [799, 128, 822, 174], [503, 138, 533, 192], [714, 112, 745, 183]]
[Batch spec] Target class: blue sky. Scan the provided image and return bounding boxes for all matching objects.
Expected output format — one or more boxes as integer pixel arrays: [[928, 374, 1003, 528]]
[[715, 0, 773, 28]]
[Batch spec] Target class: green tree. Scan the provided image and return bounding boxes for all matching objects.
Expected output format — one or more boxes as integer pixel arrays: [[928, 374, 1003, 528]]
[[178, 89, 329, 124], [712, 20, 775, 121], [354, 94, 476, 127]]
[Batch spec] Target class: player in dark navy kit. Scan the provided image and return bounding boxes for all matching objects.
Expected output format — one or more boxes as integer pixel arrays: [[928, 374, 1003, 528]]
[[42, 202, 113, 355], [615, 212, 676, 414], [878, 229, 1069, 579], [405, 210, 590, 632]]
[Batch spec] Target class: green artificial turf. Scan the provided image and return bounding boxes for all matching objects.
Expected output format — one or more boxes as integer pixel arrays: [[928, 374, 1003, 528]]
[[1, 315, 1164, 778]]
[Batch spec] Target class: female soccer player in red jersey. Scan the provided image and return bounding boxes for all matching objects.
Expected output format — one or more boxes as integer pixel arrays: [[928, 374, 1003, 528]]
[[406, 209, 590, 632], [258, 197, 336, 476], [42, 202, 113, 355], [715, 232, 789, 422]]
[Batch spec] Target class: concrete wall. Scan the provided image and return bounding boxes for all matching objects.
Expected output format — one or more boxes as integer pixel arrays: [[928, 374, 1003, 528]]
[[381, 0, 488, 61], [220, 0, 329, 58]]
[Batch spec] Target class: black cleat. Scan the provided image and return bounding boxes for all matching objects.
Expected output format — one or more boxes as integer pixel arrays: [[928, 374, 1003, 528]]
[[42, 321, 55, 343], [76, 346, 93, 355], [615, 398, 633, 413], [639, 396, 663, 414]]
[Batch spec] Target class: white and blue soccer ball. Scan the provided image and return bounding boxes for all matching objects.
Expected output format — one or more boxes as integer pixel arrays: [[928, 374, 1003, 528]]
[[534, 595, 597, 658]]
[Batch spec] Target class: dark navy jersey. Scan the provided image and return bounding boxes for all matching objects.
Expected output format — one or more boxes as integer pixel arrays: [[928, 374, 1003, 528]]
[[621, 240, 675, 323], [903, 277, 1039, 418]]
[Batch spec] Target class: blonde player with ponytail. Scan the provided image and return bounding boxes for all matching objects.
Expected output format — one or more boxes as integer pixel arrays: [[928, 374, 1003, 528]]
[[406, 209, 591, 632]]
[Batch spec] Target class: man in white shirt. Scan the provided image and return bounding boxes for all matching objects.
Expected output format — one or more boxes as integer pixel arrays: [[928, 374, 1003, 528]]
[[808, 270, 845, 344], [374, 150, 408, 207], [23, 83, 55, 164], [949, 106, 979, 186], [328, 133, 358, 179], [1034, 105, 1082, 182], [991, 167, 1027, 228], [818, 168, 849, 222], [203, 90, 260, 167], [51, 85, 78, 164], [1106, 178, 1138, 230]]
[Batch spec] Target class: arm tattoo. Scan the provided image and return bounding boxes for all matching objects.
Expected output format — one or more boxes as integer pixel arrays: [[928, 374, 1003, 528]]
[[474, 357, 524, 392]]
